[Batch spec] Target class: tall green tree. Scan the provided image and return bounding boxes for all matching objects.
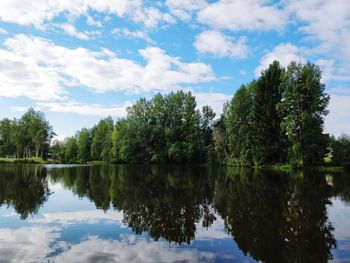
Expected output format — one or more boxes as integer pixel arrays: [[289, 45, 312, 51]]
[[111, 119, 128, 162], [76, 128, 91, 163], [64, 137, 78, 163], [280, 62, 329, 167], [252, 61, 286, 165], [0, 118, 16, 157], [200, 105, 216, 163], [226, 83, 255, 166], [91, 117, 114, 161]]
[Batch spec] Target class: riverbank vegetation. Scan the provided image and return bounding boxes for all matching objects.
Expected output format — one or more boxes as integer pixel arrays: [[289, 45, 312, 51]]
[[0, 61, 349, 168]]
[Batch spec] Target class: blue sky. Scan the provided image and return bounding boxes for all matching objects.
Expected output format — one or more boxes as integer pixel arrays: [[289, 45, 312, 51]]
[[0, 0, 349, 139]]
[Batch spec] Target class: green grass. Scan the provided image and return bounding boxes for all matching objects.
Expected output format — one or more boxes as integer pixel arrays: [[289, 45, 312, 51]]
[[0, 157, 45, 164]]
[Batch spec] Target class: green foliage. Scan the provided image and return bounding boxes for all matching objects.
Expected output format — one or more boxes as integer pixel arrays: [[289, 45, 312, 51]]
[[330, 135, 350, 166], [252, 61, 286, 165], [76, 128, 91, 163], [280, 62, 329, 167], [226, 83, 255, 166], [215, 61, 330, 168], [64, 137, 78, 163], [91, 117, 114, 161], [201, 105, 216, 163], [114, 91, 203, 163], [0, 108, 54, 159]]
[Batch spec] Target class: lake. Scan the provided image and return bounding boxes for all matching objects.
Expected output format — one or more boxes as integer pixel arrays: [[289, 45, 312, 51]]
[[0, 164, 349, 262]]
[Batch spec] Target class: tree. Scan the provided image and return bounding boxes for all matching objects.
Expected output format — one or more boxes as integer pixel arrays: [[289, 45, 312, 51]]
[[111, 119, 128, 162], [0, 108, 54, 158], [330, 135, 350, 166], [64, 137, 78, 163], [200, 105, 216, 163], [0, 118, 16, 157], [252, 61, 286, 165], [76, 128, 91, 163], [117, 91, 201, 164], [280, 62, 329, 167], [226, 83, 255, 166], [91, 117, 114, 161]]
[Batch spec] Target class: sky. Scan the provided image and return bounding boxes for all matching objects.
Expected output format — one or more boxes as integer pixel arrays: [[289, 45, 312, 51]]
[[0, 0, 349, 139]]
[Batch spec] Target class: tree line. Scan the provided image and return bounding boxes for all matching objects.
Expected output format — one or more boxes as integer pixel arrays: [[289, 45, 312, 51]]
[[1, 60, 349, 167], [50, 91, 216, 164]]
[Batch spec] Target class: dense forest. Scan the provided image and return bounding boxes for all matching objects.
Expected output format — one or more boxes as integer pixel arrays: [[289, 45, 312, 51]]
[[0, 61, 349, 168]]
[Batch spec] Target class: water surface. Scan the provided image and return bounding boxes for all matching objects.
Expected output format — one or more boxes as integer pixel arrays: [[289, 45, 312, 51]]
[[0, 164, 349, 262]]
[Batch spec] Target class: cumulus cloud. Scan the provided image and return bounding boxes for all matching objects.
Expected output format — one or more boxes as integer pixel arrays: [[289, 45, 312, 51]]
[[59, 23, 90, 40], [287, 0, 350, 58], [113, 28, 155, 44], [131, 7, 176, 29], [166, 0, 208, 20], [0, 34, 215, 101], [0, 0, 142, 29], [194, 30, 248, 59], [197, 0, 287, 31], [284, 0, 350, 82], [255, 43, 305, 76]]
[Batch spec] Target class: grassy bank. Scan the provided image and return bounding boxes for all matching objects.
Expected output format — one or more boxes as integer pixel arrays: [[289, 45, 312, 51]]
[[0, 157, 45, 164]]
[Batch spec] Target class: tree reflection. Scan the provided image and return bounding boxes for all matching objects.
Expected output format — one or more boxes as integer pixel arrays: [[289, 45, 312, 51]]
[[23, 164, 350, 260], [0, 164, 50, 219], [50, 165, 216, 244], [214, 168, 336, 262]]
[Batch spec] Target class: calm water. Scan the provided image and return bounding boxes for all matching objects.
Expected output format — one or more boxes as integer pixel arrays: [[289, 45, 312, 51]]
[[0, 164, 349, 263]]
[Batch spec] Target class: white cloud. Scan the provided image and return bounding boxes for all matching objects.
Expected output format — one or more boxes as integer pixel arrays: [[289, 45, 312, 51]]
[[0, 0, 142, 29], [287, 0, 350, 59], [325, 91, 350, 137], [11, 106, 30, 112], [38, 101, 130, 117], [0, 46, 67, 101], [255, 43, 306, 76], [31, 210, 124, 225], [52, 237, 215, 263], [197, 0, 287, 31], [194, 92, 232, 116], [113, 28, 155, 44], [0, 226, 60, 263], [194, 30, 248, 59], [0, 27, 7, 34], [0, 34, 215, 101], [131, 7, 176, 29], [59, 23, 90, 40], [166, 0, 208, 20], [286, 0, 350, 80], [86, 15, 102, 27]]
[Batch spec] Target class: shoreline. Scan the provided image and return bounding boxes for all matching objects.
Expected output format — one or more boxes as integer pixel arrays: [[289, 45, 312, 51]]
[[0, 157, 346, 172]]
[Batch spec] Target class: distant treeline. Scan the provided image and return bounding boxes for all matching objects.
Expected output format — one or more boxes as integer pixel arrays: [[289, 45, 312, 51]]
[[0, 61, 349, 167]]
